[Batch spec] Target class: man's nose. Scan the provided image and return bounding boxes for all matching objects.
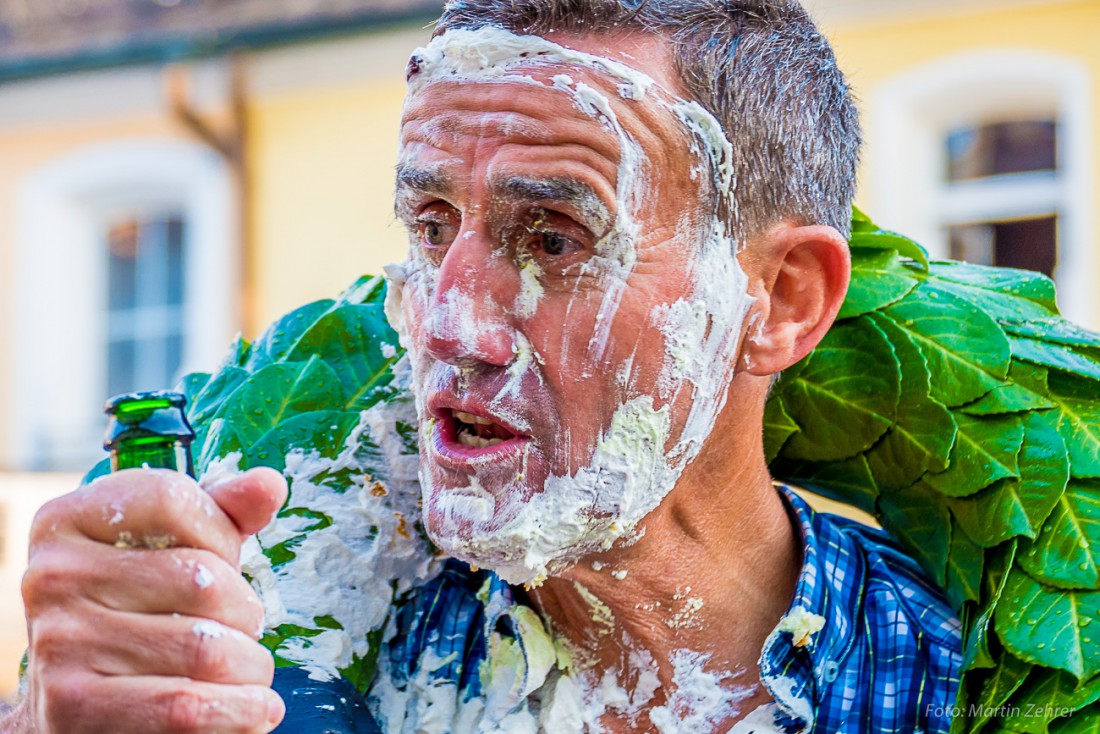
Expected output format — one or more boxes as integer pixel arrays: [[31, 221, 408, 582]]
[[421, 229, 516, 367]]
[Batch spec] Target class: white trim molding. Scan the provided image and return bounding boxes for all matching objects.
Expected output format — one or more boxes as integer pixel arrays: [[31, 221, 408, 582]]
[[9, 139, 237, 470], [866, 49, 1095, 329]]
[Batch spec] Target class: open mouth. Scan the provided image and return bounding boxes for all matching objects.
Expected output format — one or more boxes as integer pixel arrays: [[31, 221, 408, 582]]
[[451, 410, 517, 449]]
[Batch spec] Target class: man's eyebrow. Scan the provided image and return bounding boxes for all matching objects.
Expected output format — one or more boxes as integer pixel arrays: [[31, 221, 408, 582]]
[[395, 165, 449, 195], [496, 176, 611, 229]]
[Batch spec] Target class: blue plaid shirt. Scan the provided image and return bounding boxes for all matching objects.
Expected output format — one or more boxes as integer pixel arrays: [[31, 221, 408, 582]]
[[372, 486, 963, 732]]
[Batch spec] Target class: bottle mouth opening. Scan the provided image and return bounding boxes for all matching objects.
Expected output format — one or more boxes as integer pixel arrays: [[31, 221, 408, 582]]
[[104, 390, 187, 416]]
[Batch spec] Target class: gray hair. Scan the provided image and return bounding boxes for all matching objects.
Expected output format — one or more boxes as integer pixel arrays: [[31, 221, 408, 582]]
[[432, 0, 862, 241]]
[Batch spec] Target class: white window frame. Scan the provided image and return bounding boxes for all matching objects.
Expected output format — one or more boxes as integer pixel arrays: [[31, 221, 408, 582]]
[[9, 139, 237, 471], [865, 50, 1095, 329]]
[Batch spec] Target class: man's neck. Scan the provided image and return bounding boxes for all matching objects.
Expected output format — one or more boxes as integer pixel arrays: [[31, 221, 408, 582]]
[[527, 451, 802, 728]]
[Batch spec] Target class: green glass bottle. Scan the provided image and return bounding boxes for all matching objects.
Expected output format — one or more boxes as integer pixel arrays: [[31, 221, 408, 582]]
[[103, 391, 195, 476]]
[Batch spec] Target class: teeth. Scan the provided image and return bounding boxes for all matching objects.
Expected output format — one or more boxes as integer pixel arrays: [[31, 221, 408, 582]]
[[457, 432, 505, 449], [455, 410, 493, 426]]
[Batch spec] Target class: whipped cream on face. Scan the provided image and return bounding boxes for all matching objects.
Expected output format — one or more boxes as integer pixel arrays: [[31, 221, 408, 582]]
[[391, 26, 754, 587]]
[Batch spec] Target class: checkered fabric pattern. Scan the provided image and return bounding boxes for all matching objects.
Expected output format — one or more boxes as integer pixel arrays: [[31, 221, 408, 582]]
[[759, 486, 964, 733], [376, 485, 964, 733]]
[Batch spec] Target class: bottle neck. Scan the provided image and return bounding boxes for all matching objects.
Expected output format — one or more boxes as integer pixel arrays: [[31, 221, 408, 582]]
[[110, 437, 195, 476]]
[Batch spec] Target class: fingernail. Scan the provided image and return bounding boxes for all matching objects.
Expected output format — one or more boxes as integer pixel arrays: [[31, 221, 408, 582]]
[[267, 692, 286, 726]]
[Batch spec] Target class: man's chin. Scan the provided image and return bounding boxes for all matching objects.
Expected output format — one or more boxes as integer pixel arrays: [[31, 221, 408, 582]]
[[423, 491, 620, 587]]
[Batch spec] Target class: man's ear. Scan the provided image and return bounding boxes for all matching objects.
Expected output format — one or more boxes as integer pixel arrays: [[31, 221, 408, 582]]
[[740, 223, 850, 376]]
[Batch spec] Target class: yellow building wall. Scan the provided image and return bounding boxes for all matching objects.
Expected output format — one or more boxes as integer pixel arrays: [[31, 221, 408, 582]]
[[249, 78, 411, 330], [826, 0, 1100, 273], [826, 1, 1100, 87], [0, 114, 209, 467]]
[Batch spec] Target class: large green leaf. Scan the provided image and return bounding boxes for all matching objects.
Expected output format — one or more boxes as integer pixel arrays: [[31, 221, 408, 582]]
[[877, 481, 951, 587], [780, 316, 901, 462], [1020, 480, 1100, 590], [287, 303, 402, 412], [216, 357, 345, 448], [925, 414, 1024, 498], [848, 215, 930, 269], [1000, 669, 1100, 733], [1050, 702, 1100, 733], [1005, 319, 1100, 350], [762, 394, 799, 464], [963, 542, 1017, 673], [996, 568, 1100, 681], [949, 479, 1040, 548], [195, 417, 245, 475], [1015, 414, 1071, 531], [334, 274, 388, 307], [947, 414, 1067, 546], [962, 363, 1054, 416], [838, 248, 921, 320], [1010, 337, 1100, 383], [1046, 374, 1100, 479], [928, 261, 1059, 324], [883, 283, 1011, 407], [244, 410, 362, 474], [945, 522, 985, 609], [246, 299, 335, 371], [864, 312, 957, 490], [188, 366, 249, 426], [179, 372, 211, 407], [773, 455, 878, 517], [972, 652, 1033, 732]]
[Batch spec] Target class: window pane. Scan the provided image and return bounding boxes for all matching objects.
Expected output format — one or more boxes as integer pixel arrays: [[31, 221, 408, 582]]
[[107, 219, 139, 311], [946, 120, 1057, 181], [167, 332, 184, 385], [106, 212, 188, 397], [137, 218, 168, 308], [949, 215, 1057, 277], [107, 339, 136, 398], [166, 216, 185, 307]]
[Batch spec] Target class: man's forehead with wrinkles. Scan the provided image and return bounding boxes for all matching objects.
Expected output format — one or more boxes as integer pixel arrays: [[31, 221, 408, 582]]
[[397, 47, 703, 210]]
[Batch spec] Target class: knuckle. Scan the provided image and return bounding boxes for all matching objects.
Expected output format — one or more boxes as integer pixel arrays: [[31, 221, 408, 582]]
[[251, 642, 275, 684], [39, 673, 92, 731], [185, 631, 232, 682], [146, 479, 190, 525], [22, 551, 77, 611], [238, 688, 274, 731], [160, 688, 208, 732], [30, 613, 85, 667], [29, 496, 74, 545]]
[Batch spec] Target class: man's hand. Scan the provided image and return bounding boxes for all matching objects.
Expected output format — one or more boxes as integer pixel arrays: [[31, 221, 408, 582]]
[[12, 467, 288, 733]]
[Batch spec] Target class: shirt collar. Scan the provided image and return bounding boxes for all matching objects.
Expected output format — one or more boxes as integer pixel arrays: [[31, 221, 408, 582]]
[[759, 485, 866, 731]]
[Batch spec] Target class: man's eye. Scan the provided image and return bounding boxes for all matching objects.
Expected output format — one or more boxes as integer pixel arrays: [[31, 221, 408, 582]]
[[416, 217, 455, 249], [526, 208, 582, 258], [537, 231, 574, 256], [422, 221, 444, 245]]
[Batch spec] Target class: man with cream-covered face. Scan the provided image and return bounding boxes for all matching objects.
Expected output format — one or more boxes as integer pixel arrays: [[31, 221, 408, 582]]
[[377, 1, 963, 733], [1, 2, 962, 733]]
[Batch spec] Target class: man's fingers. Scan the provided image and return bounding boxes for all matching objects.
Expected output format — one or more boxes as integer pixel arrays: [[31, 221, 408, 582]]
[[87, 612, 275, 685], [207, 467, 288, 537], [38, 673, 284, 734], [25, 541, 265, 638], [35, 469, 241, 564]]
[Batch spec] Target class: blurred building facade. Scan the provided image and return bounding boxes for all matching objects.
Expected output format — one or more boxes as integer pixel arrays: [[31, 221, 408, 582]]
[[0, 0, 1096, 697]]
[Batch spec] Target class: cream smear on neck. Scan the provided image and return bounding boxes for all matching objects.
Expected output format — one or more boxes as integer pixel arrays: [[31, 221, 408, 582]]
[[389, 26, 753, 587]]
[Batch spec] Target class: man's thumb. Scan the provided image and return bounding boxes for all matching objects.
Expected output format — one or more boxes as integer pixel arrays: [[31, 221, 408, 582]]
[[207, 467, 288, 537]]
